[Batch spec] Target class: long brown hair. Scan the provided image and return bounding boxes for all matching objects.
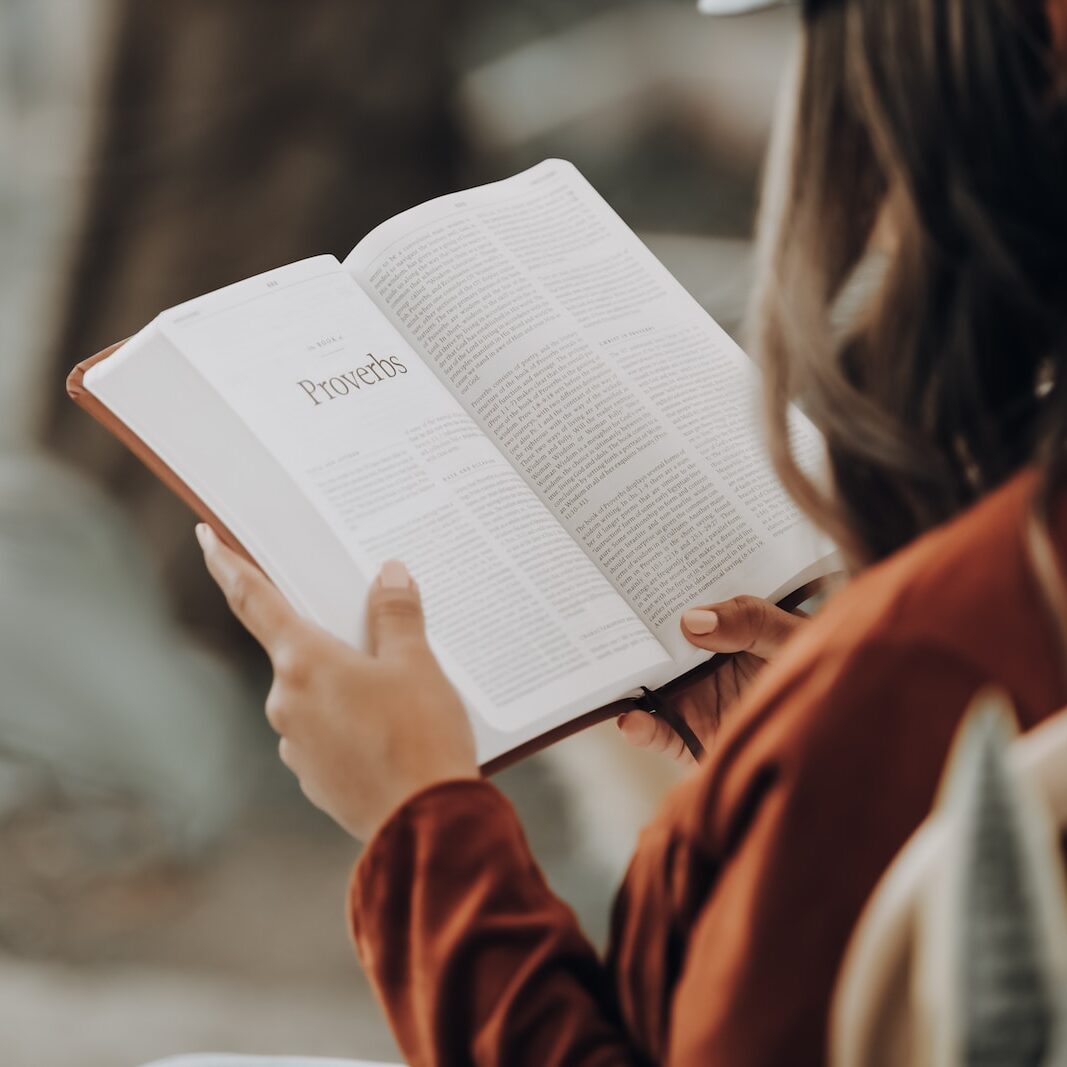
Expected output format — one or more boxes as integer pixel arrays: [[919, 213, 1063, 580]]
[[752, 0, 1067, 569]]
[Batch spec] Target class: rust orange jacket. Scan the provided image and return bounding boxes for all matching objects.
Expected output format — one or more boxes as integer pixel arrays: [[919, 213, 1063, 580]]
[[348, 470, 1066, 1066]]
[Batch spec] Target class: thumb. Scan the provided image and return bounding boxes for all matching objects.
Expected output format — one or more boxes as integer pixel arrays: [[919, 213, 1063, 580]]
[[681, 595, 804, 660], [367, 560, 428, 658]]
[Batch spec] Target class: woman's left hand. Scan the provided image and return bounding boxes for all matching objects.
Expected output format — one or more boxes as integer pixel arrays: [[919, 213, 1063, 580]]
[[197, 524, 478, 841], [618, 596, 807, 764]]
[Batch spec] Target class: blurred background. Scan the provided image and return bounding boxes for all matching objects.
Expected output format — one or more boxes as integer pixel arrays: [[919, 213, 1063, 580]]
[[0, 1, 796, 1063]]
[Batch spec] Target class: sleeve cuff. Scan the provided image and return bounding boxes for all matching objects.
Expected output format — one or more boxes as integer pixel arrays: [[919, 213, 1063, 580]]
[[346, 777, 522, 951]]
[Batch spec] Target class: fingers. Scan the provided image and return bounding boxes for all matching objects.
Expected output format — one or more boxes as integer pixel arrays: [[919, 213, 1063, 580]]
[[278, 736, 325, 809], [617, 710, 694, 764], [366, 560, 428, 658], [278, 736, 297, 770], [197, 523, 298, 655], [681, 595, 805, 659]]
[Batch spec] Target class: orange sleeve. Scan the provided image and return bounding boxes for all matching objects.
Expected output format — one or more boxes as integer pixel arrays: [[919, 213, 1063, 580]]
[[348, 778, 654, 1067], [622, 641, 995, 1066]]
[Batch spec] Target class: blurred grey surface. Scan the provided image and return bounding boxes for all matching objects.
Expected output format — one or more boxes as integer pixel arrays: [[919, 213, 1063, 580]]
[[0, 2, 794, 1064]]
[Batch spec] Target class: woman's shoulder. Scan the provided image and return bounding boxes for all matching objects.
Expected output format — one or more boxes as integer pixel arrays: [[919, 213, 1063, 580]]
[[816, 468, 1047, 666], [768, 466, 1062, 728]]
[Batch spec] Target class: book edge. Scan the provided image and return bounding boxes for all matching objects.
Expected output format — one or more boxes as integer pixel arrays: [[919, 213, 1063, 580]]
[[66, 340, 258, 569]]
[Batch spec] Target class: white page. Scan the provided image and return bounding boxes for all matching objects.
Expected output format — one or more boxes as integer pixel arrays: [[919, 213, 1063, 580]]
[[345, 161, 835, 668], [141, 1058, 401, 1067], [143, 1058, 400, 1067], [90, 257, 667, 757]]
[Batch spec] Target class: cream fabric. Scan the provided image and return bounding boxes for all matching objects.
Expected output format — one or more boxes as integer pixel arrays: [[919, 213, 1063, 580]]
[[831, 693, 1067, 1067]]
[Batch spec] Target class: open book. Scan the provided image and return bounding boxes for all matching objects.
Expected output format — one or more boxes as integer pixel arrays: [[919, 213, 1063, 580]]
[[68, 160, 836, 770]]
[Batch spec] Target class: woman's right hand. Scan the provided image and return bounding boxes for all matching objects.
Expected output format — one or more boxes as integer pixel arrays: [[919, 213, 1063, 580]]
[[617, 596, 807, 764]]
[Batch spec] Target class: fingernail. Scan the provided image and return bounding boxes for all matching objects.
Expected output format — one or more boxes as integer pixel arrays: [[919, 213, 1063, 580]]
[[195, 523, 215, 551], [379, 559, 411, 589], [683, 609, 719, 635]]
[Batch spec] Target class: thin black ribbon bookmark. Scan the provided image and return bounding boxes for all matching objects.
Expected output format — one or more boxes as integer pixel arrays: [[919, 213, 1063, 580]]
[[639, 686, 707, 763]]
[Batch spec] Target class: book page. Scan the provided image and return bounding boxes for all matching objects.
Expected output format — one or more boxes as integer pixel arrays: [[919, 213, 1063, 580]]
[[87, 258, 668, 757], [345, 162, 834, 666]]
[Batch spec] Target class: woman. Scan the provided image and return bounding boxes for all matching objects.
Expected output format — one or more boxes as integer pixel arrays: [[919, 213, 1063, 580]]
[[195, 0, 1067, 1062]]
